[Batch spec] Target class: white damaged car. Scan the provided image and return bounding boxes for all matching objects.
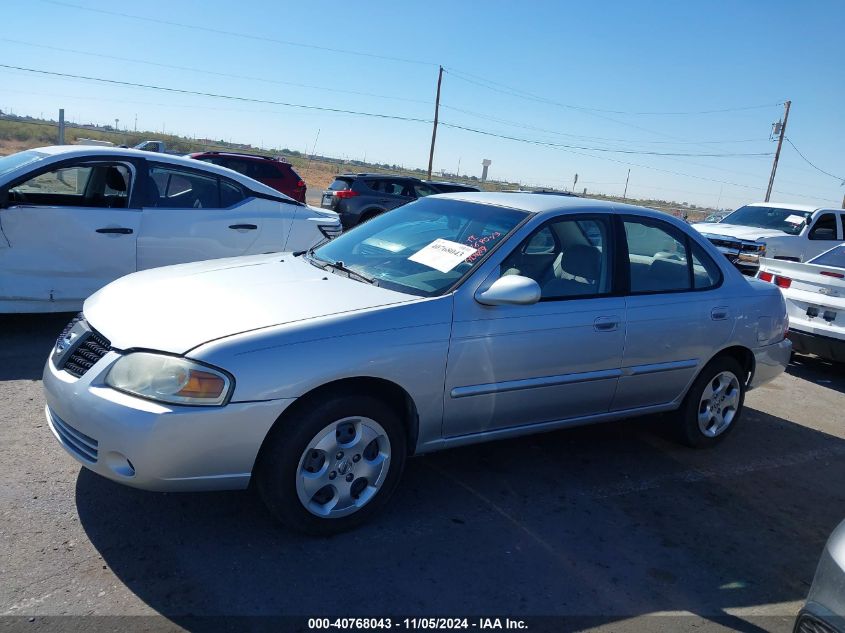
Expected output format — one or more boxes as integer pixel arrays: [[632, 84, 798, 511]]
[[0, 146, 340, 313], [692, 202, 844, 275]]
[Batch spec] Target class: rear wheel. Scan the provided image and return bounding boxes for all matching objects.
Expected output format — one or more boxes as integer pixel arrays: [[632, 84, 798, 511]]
[[677, 357, 745, 448], [255, 394, 406, 535]]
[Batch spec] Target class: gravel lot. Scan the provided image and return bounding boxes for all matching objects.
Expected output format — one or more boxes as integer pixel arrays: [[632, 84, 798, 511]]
[[1, 313, 844, 632]]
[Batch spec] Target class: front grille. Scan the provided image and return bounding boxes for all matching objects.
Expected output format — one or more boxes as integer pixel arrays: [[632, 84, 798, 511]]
[[49, 408, 98, 463], [64, 329, 111, 378], [56, 314, 112, 378]]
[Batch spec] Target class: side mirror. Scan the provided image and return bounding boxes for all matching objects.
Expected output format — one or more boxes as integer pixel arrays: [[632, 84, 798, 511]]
[[475, 274, 541, 306]]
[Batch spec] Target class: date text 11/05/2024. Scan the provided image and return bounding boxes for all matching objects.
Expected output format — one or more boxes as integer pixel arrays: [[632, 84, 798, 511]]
[[307, 618, 528, 630]]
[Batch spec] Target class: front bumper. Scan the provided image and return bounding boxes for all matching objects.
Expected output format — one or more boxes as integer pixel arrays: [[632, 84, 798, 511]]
[[789, 329, 845, 363], [43, 352, 295, 491], [749, 338, 792, 389], [699, 233, 763, 276]]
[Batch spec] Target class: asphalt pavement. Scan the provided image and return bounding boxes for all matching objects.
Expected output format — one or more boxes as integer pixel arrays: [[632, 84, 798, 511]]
[[1, 313, 844, 633]]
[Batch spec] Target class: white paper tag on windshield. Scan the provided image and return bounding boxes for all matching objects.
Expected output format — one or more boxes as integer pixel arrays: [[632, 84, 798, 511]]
[[785, 214, 805, 225], [409, 239, 478, 273]]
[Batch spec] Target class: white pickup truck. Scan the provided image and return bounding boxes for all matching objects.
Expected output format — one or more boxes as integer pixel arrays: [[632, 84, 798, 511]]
[[692, 202, 844, 274]]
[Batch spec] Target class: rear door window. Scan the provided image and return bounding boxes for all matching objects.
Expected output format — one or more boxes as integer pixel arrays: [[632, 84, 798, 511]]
[[220, 179, 247, 207], [148, 166, 220, 209], [624, 218, 692, 293]]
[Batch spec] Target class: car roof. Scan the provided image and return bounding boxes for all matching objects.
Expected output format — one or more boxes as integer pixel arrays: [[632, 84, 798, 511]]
[[435, 191, 675, 220], [746, 201, 829, 212], [23, 145, 296, 202], [336, 173, 419, 180], [192, 151, 292, 164]]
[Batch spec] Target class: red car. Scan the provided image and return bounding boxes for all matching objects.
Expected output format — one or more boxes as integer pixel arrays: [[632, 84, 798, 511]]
[[190, 151, 307, 203]]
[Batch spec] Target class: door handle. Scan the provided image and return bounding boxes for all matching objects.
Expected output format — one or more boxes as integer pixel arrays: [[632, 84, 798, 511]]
[[593, 317, 619, 332], [711, 307, 729, 320], [96, 227, 133, 235], [229, 224, 258, 230]]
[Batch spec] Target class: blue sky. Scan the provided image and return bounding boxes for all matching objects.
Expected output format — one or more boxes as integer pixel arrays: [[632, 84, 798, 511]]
[[2, 0, 843, 209]]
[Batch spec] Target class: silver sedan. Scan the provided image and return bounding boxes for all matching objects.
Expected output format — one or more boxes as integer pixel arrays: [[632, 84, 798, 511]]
[[42, 193, 791, 534]]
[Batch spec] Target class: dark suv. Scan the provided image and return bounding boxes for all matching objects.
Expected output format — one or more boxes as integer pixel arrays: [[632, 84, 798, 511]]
[[321, 174, 445, 229], [190, 152, 306, 203]]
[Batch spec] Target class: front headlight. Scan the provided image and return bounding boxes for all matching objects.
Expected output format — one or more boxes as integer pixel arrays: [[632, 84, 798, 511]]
[[738, 242, 766, 263], [105, 352, 233, 406]]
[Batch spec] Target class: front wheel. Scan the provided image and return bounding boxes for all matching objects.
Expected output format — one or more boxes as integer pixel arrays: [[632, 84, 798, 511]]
[[677, 357, 746, 448], [255, 394, 406, 535]]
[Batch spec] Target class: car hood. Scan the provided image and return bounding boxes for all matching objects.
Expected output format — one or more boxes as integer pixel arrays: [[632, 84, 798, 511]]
[[691, 223, 787, 241], [83, 254, 417, 354]]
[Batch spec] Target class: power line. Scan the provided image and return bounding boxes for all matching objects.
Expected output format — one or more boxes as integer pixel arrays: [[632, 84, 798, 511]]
[[443, 68, 774, 154], [1, 37, 769, 149], [40, 0, 436, 67], [437, 120, 835, 203], [438, 122, 773, 157], [0, 38, 432, 106], [0, 63, 775, 158], [1, 113, 834, 204], [441, 103, 769, 146], [0, 64, 433, 123], [785, 137, 845, 183]]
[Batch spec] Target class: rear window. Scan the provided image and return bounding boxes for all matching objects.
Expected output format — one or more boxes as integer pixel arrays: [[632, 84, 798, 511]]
[[809, 245, 845, 268], [328, 178, 352, 191]]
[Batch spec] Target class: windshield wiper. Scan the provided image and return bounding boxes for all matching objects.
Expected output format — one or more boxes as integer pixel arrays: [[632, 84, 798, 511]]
[[315, 258, 379, 286]]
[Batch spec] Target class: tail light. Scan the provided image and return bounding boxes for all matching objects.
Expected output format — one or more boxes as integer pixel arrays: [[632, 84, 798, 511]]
[[820, 270, 844, 279], [296, 180, 306, 189], [334, 190, 359, 199], [758, 271, 773, 282], [774, 275, 792, 289]]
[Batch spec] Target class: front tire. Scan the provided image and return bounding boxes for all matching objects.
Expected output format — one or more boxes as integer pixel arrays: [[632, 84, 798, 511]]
[[255, 394, 406, 535], [677, 357, 746, 448]]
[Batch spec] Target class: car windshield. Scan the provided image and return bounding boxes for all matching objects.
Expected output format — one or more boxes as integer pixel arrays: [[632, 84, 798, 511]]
[[0, 150, 47, 177], [310, 197, 528, 297], [721, 205, 811, 235], [809, 245, 845, 269]]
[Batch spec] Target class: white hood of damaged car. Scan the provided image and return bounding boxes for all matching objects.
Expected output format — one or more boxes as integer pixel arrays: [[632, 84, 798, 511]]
[[691, 223, 787, 241], [83, 253, 417, 354]]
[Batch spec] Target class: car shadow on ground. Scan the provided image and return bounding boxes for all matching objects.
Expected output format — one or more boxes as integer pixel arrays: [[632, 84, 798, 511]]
[[74, 402, 845, 631], [787, 352, 845, 394], [0, 313, 75, 381]]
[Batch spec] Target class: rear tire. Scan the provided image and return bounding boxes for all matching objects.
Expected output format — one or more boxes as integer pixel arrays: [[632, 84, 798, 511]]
[[255, 393, 406, 535], [677, 357, 746, 448]]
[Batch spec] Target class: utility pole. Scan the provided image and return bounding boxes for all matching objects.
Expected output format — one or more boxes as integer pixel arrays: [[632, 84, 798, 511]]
[[427, 65, 443, 180], [57, 108, 65, 144], [765, 100, 791, 202], [622, 169, 630, 199]]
